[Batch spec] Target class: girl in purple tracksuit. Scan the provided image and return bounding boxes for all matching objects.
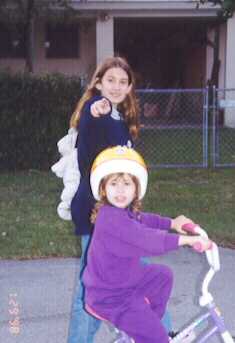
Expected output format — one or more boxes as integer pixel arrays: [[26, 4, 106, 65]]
[[83, 146, 212, 343]]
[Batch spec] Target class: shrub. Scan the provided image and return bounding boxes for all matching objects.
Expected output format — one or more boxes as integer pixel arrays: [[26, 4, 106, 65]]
[[0, 71, 83, 171]]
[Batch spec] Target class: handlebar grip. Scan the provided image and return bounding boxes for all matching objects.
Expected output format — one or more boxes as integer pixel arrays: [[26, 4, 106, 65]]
[[193, 240, 213, 253], [193, 242, 203, 252], [182, 222, 198, 234]]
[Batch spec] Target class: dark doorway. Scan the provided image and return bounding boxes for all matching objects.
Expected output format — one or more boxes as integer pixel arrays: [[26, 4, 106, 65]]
[[114, 19, 212, 89]]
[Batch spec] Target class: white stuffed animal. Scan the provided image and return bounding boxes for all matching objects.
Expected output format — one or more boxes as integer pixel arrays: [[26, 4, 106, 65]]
[[51, 128, 80, 220]]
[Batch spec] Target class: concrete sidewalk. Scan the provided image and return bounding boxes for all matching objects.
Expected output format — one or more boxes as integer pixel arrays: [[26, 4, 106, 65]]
[[1, 247, 234, 343]]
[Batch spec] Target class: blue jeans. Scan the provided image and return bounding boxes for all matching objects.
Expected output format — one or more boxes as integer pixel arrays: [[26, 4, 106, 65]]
[[67, 235, 101, 343], [67, 237, 172, 343]]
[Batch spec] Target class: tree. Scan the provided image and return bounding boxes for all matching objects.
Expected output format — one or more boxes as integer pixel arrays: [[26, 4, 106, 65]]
[[198, 0, 235, 19], [0, 0, 75, 72]]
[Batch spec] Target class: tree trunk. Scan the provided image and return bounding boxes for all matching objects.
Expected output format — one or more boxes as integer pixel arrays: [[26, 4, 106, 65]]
[[25, 0, 35, 73]]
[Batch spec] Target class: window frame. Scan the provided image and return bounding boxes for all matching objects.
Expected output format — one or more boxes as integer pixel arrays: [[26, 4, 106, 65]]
[[45, 22, 80, 59], [0, 23, 26, 59]]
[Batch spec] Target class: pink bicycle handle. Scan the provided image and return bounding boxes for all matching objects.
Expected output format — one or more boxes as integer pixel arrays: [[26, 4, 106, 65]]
[[182, 222, 199, 234], [182, 223, 213, 253], [192, 241, 213, 253]]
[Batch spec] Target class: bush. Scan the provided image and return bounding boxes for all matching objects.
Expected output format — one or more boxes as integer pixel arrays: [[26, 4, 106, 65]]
[[0, 71, 83, 171]]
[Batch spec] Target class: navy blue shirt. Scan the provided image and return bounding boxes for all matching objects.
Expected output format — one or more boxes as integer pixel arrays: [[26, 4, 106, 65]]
[[71, 96, 133, 235]]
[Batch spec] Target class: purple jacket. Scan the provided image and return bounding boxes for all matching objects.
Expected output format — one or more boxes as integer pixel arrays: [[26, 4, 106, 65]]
[[83, 205, 180, 308]]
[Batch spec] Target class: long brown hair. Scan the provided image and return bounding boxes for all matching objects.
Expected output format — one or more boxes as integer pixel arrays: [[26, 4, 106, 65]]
[[70, 56, 140, 140], [90, 173, 142, 223]]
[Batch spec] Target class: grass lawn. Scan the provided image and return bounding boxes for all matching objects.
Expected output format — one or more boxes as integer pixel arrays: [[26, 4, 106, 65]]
[[0, 171, 79, 259], [216, 127, 235, 165], [0, 168, 235, 259]]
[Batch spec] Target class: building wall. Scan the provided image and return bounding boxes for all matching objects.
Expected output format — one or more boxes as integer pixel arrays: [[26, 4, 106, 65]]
[[224, 15, 235, 127], [0, 19, 97, 79], [0, 5, 228, 90], [219, 22, 226, 89], [226, 15, 235, 89]]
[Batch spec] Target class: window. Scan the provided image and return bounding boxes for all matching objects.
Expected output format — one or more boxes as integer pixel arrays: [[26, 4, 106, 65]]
[[0, 23, 26, 58], [45, 23, 79, 59]]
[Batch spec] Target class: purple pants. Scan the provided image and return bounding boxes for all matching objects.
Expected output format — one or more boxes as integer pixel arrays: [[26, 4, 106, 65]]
[[94, 264, 173, 343]]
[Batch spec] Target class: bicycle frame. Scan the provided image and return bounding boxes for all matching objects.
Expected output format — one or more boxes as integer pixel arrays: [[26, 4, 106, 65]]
[[171, 302, 234, 343]]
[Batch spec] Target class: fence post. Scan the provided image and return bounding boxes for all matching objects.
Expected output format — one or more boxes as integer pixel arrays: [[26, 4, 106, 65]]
[[212, 85, 217, 168], [203, 87, 209, 168]]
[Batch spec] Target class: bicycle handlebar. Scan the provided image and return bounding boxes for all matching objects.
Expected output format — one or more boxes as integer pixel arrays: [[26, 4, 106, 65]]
[[182, 223, 220, 271], [182, 223, 213, 253], [182, 222, 220, 306]]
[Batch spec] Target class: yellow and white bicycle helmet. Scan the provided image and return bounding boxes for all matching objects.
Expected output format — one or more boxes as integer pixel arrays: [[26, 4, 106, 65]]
[[90, 146, 148, 201]]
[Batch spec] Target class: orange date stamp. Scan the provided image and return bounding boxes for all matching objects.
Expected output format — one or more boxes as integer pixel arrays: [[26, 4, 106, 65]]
[[8, 293, 20, 335]]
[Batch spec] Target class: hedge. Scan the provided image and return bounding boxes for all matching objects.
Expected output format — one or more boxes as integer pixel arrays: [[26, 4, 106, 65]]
[[0, 71, 83, 171]]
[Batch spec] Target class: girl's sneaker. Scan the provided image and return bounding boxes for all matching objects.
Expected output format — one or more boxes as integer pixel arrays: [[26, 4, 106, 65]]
[[169, 330, 196, 343]]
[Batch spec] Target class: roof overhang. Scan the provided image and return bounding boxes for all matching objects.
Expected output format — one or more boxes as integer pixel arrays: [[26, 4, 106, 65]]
[[70, 0, 219, 18]]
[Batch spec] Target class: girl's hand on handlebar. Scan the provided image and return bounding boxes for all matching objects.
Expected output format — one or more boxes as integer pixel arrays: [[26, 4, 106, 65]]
[[171, 215, 194, 234], [90, 98, 111, 117], [179, 235, 213, 253]]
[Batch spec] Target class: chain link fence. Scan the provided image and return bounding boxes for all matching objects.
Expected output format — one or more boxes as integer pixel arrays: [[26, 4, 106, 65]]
[[135, 89, 208, 168], [1, 74, 234, 170], [212, 87, 235, 168]]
